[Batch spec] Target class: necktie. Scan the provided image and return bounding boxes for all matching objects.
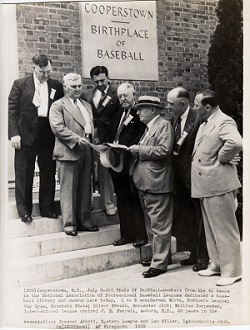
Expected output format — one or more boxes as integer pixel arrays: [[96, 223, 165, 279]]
[[173, 117, 182, 154], [174, 117, 182, 142], [97, 91, 106, 111], [32, 83, 41, 107], [74, 99, 86, 126], [114, 109, 129, 143]]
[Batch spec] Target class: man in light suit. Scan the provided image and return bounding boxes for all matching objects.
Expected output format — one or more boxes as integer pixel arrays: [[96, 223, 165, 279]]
[[8, 54, 64, 222], [49, 73, 98, 236], [192, 89, 242, 286], [129, 96, 174, 278], [167, 87, 209, 272], [81, 66, 119, 216]]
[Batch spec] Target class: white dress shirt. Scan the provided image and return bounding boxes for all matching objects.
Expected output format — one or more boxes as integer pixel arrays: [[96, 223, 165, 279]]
[[180, 106, 190, 133], [92, 86, 109, 108], [33, 73, 49, 117]]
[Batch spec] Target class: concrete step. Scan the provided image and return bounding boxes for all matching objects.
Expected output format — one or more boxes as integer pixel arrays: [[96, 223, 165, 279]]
[[9, 212, 119, 239], [9, 224, 120, 260], [9, 242, 155, 287], [8, 192, 117, 219]]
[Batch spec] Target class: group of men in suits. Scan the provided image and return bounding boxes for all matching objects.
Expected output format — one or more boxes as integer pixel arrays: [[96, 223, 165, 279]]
[[8, 56, 242, 285]]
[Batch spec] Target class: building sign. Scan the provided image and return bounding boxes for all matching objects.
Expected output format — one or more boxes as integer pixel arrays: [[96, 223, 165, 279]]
[[80, 1, 158, 80]]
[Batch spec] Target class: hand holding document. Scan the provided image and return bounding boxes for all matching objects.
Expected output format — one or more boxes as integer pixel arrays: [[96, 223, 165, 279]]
[[89, 142, 128, 153]]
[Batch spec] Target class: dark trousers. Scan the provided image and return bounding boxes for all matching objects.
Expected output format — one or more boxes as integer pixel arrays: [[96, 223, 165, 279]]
[[173, 172, 209, 265], [14, 143, 56, 217], [111, 169, 147, 242], [14, 118, 56, 217]]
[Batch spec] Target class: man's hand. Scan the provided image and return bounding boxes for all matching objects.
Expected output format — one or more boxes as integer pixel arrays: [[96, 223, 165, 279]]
[[11, 135, 21, 149], [128, 145, 139, 156], [78, 137, 90, 146], [228, 153, 241, 165], [93, 137, 101, 145]]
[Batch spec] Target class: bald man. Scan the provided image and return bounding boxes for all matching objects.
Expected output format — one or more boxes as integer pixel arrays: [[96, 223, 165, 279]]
[[167, 87, 209, 272], [49, 73, 98, 236]]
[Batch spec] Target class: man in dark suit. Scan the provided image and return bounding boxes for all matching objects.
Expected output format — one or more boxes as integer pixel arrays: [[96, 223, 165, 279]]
[[8, 54, 64, 223], [167, 87, 209, 272], [49, 73, 98, 236], [129, 96, 174, 278], [81, 66, 119, 216], [110, 83, 148, 247]]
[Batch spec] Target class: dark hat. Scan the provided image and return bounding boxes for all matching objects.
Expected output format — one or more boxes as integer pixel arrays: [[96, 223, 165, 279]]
[[133, 96, 164, 110]]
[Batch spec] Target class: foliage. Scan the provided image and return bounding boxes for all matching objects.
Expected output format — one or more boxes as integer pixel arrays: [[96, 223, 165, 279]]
[[207, 0, 243, 134]]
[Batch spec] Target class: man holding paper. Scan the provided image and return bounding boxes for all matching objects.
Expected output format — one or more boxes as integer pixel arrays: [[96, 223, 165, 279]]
[[109, 83, 148, 247], [128, 96, 174, 278], [49, 73, 98, 236]]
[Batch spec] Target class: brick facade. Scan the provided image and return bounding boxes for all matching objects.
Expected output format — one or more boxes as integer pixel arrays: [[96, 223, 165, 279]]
[[16, 0, 218, 114]]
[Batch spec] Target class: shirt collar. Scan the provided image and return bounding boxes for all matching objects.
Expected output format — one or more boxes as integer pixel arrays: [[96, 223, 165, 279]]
[[206, 109, 218, 123], [147, 114, 160, 130], [180, 106, 190, 121], [33, 73, 47, 87]]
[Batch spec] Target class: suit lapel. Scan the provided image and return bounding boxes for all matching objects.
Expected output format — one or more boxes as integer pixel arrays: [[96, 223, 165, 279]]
[[192, 110, 220, 155], [24, 75, 36, 103], [183, 109, 196, 132], [62, 97, 86, 128], [144, 116, 162, 143]]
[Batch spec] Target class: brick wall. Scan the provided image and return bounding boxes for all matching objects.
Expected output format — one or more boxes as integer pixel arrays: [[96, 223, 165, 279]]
[[16, 0, 218, 113]]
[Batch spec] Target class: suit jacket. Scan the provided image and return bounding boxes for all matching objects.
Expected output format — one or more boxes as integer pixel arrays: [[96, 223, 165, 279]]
[[81, 84, 119, 143], [110, 106, 146, 146], [130, 116, 174, 194], [191, 109, 242, 198], [8, 75, 64, 146], [171, 108, 200, 191], [49, 96, 94, 161], [110, 106, 146, 172]]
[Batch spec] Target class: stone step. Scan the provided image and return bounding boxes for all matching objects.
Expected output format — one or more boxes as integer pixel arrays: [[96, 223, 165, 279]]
[[9, 224, 120, 260], [9, 212, 119, 239], [9, 242, 154, 287], [8, 192, 116, 219]]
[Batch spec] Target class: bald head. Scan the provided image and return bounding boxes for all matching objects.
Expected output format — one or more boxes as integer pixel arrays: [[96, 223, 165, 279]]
[[167, 87, 190, 117]]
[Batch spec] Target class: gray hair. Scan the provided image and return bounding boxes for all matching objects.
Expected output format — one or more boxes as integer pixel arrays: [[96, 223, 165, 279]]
[[63, 73, 81, 85]]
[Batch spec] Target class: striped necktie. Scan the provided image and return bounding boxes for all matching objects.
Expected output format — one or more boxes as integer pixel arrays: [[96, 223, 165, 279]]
[[114, 109, 129, 143]]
